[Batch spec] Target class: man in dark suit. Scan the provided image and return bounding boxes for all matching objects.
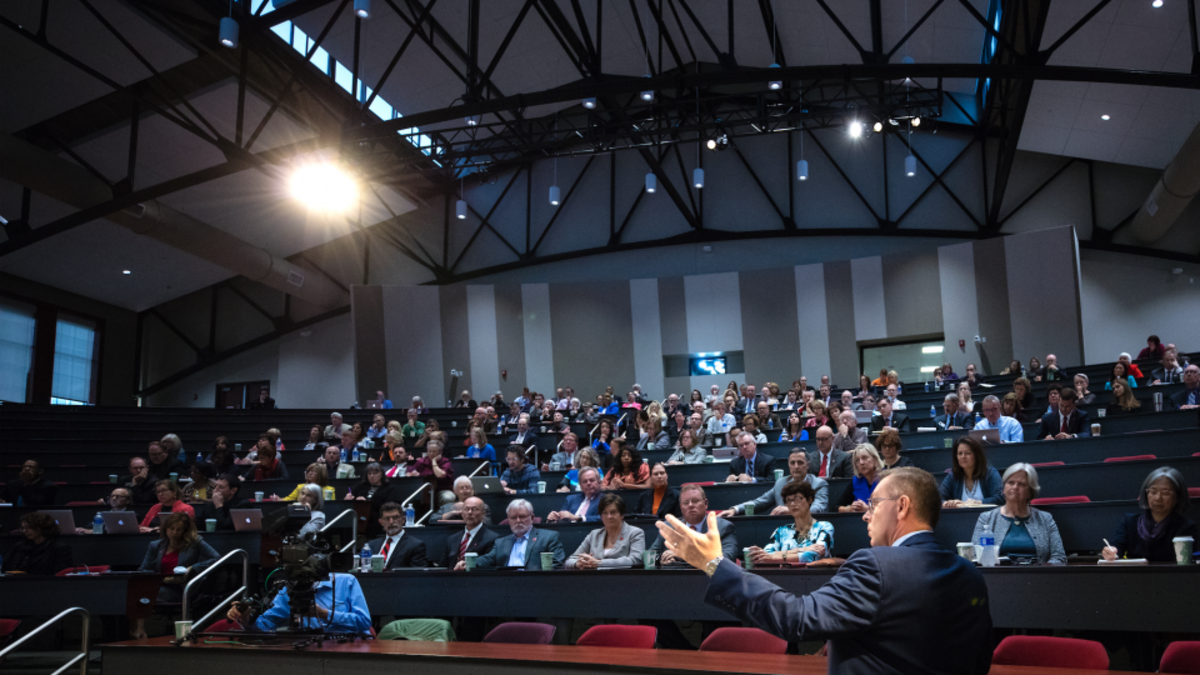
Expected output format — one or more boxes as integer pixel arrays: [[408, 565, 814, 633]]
[[870, 397, 909, 433], [935, 393, 975, 431], [726, 433, 777, 483], [1037, 388, 1092, 440], [808, 425, 853, 479], [755, 401, 782, 433], [648, 483, 738, 564], [442, 497, 499, 568], [1168, 364, 1200, 410], [194, 475, 244, 531], [466, 499, 565, 570], [366, 502, 429, 569], [656, 467, 992, 674], [507, 415, 539, 449], [546, 468, 603, 523]]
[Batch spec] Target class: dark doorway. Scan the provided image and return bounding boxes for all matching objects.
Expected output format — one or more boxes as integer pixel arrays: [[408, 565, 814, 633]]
[[216, 381, 270, 409]]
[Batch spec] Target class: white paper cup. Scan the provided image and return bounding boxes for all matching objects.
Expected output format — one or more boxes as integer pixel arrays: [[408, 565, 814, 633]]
[[371, 554, 385, 573], [464, 552, 478, 570], [957, 542, 975, 561], [205, 519, 217, 532], [174, 620, 192, 640], [1097, 408, 1106, 418], [254, 491, 264, 502], [537, 481, 546, 494], [1090, 423, 1101, 436], [1173, 536, 1194, 565]]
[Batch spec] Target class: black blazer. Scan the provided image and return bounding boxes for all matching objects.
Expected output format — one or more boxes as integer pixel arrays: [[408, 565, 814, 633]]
[[1169, 387, 1200, 410], [367, 533, 429, 569], [729, 453, 778, 482], [807, 449, 854, 479], [0, 478, 58, 507], [1036, 409, 1092, 438], [508, 430, 540, 447], [442, 526, 501, 568], [0, 537, 72, 575], [934, 411, 974, 431], [1110, 512, 1198, 562], [194, 495, 247, 532], [870, 413, 909, 433], [635, 487, 681, 519]]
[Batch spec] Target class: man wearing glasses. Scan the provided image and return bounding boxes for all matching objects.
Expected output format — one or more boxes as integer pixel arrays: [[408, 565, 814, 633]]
[[656, 467, 992, 675]]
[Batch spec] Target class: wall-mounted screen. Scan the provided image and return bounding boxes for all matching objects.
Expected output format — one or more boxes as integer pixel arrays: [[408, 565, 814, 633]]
[[690, 357, 727, 376]]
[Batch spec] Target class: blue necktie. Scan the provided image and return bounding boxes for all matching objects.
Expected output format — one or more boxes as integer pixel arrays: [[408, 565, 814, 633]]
[[748, 458, 754, 476]]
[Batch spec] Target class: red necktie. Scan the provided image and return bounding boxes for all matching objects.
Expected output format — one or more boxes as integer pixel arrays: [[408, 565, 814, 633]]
[[1061, 414, 1068, 434], [381, 537, 392, 563], [458, 531, 470, 562], [819, 453, 828, 477]]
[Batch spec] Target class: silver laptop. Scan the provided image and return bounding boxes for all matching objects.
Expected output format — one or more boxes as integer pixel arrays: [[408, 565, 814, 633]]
[[470, 477, 504, 495], [969, 428, 1001, 445], [231, 508, 263, 531], [712, 446, 739, 460], [366, 401, 383, 409], [854, 410, 874, 425], [39, 510, 76, 535], [101, 511, 140, 534]]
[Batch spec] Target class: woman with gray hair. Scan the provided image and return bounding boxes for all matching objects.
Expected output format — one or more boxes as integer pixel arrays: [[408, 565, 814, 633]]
[[972, 463, 1066, 564], [296, 483, 327, 537], [1102, 467, 1196, 562]]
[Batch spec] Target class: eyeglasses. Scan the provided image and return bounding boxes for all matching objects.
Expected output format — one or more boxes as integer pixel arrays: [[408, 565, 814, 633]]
[[866, 497, 897, 513]]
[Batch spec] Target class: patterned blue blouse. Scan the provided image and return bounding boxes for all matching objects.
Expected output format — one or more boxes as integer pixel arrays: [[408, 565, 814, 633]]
[[763, 520, 836, 563]]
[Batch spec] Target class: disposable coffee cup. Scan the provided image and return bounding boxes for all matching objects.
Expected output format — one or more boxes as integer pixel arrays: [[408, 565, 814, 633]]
[[109, 474, 118, 483], [539, 551, 554, 570], [944, 438, 953, 448], [703, 455, 714, 464], [464, 552, 478, 570], [956, 542, 975, 561], [642, 549, 657, 569], [1091, 423, 1101, 437], [1173, 536, 1194, 565], [254, 491, 264, 502], [169, 472, 179, 483], [745, 503, 755, 516], [774, 469, 784, 481], [206, 519, 217, 532], [235, 443, 242, 452], [743, 547, 755, 570], [371, 554, 385, 573], [1097, 408, 1106, 418], [174, 620, 192, 641], [537, 481, 546, 494]]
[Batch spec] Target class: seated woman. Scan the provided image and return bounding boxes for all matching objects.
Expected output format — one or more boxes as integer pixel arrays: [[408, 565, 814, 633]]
[[208, 437, 236, 475], [940, 436, 1004, 507], [592, 419, 616, 462], [1012, 377, 1034, 410], [132, 512, 220, 638], [972, 463, 1067, 565], [302, 425, 326, 452], [749, 482, 835, 565], [1105, 362, 1139, 390], [1027, 356, 1045, 381], [803, 401, 832, 431], [666, 428, 706, 465], [345, 462, 398, 502], [465, 428, 497, 463], [603, 441, 651, 491], [740, 414, 768, 444], [280, 463, 330, 501], [667, 409, 688, 445], [241, 444, 287, 482], [1106, 378, 1142, 416], [557, 448, 604, 492], [1000, 392, 1029, 424], [875, 429, 912, 470], [635, 416, 670, 452], [1103, 467, 1196, 562], [0, 513, 72, 575], [296, 484, 327, 537], [1074, 373, 1096, 406], [564, 494, 646, 569], [141, 480, 196, 532], [957, 382, 976, 414], [635, 463, 681, 519], [837, 444, 884, 513], [778, 413, 808, 443], [433, 476, 493, 524], [183, 461, 217, 502]]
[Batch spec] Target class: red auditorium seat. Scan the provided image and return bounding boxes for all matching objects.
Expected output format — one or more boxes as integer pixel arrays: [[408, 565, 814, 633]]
[[682, 481, 716, 487], [575, 625, 657, 649], [1103, 454, 1157, 463], [699, 627, 787, 654], [1160, 641, 1200, 674], [0, 618, 20, 665], [1189, 488, 1200, 499], [1030, 496, 1090, 505], [1029, 461, 1065, 468], [483, 622, 557, 645], [55, 565, 110, 576], [992, 636, 1109, 670]]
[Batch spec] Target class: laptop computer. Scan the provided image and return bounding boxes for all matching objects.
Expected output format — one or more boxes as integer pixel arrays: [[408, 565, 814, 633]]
[[366, 401, 383, 409], [854, 410, 874, 425], [231, 508, 263, 531], [100, 511, 140, 534], [470, 477, 504, 495], [712, 446, 739, 460], [40, 510, 76, 535], [969, 428, 1001, 445]]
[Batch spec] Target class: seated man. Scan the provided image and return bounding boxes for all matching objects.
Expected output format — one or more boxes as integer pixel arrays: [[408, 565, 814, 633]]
[[1043, 354, 1069, 381], [1037, 388, 1091, 440], [507, 415, 539, 449], [546, 467, 603, 523], [499, 445, 541, 495], [649, 484, 738, 565], [0, 460, 57, 506], [544, 432, 582, 470], [460, 499, 565, 570], [705, 402, 736, 440], [119, 456, 158, 504], [442, 497, 499, 568], [146, 441, 184, 485], [1153, 350, 1185, 385], [870, 397, 909, 433], [323, 411, 352, 442], [322, 441, 357, 479], [1169, 364, 1200, 410], [194, 475, 245, 532], [808, 426, 853, 479], [935, 393, 974, 431], [973, 395, 1024, 443], [755, 402, 782, 432], [726, 433, 777, 484], [224, 573, 371, 634], [366, 502, 429, 569], [719, 449, 829, 516], [832, 410, 868, 453], [99, 487, 135, 511], [885, 384, 907, 410]]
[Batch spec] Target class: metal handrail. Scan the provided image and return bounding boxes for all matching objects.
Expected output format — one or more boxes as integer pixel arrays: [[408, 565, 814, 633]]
[[182, 549, 249, 623], [320, 508, 360, 554], [0, 607, 90, 675], [468, 460, 490, 477], [403, 482, 434, 525], [588, 419, 602, 444]]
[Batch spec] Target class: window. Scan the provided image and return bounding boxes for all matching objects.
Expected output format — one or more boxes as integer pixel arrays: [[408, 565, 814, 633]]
[[51, 316, 98, 405], [0, 301, 36, 403], [860, 339, 946, 389]]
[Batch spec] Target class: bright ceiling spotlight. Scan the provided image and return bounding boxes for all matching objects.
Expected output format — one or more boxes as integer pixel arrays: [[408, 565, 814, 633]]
[[289, 163, 358, 212], [873, 121, 884, 133], [848, 120, 864, 138], [796, 159, 809, 181], [465, 115, 479, 126], [912, 117, 921, 127], [645, 173, 657, 193], [905, 155, 917, 177], [123, 270, 132, 275], [353, 0, 370, 18], [456, 199, 467, 219], [1153, 0, 1164, 7], [583, 97, 597, 109], [549, 185, 560, 206], [706, 134, 729, 152], [641, 90, 655, 102], [219, 17, 239, 48], [693, 167, 705, 189], [1101, 114, 1111, 121], [768, 63, 782, 90]]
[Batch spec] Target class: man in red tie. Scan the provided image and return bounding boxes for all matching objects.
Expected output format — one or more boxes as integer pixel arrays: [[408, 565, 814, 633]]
[[366, 503, 429, 570], [1038, 388, 1091, 440], [807, 425, 852, 479], [442, 497, 499, 568]]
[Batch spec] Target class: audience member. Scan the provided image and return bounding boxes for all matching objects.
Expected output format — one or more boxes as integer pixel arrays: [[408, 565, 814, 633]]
[[1152, 349, 1185, 385], [649, 484, 739, 565], [140, 479, 195, 532], [194, 475, 244, 531], [1107, 378, 1143, 416], [636, 415, 671, 452], [837, 444, 884, 513], [556, 448, 603, 492], [940, 437, 1003, 507], [963, 363, 982, 388], [0, 460, 58, 506], [802, 401, 832, 432], [98, 487, 135, 512], [119, 456, 158, 504], [854, 375, 873, 400], [1169, 364, 1200, 410], [875, 429, 912, 470], [320, 442, 356, 480], [146, 441, 184, 484], [1011, 377, 1034, 410], [245, 444, 287, 481], [465, 427, 497, 464], [871, 397, 908, 433], [183, 462, 217, 502], [324, 412, 351, 442], [591, 418, 616, 459], [1, 513, 72, 575], [604, 442, 651, 490], [705, 402, 736, 438], [454, 390, 477, 409], [808, 425, 852, 479], [1026, 356, 1045, 381], [740, 414, 769, 444], [547, 467, 604, 522], [1038, 388, 1091, 439], [722, 449, 829, 517], [1042, 384, 1063, 416], [957, 382, 976, 413], [282, 463, 329, 501], [366, 414, 388, 444], [442, 496, 498, 568], [302, 426, 325, 452], [1043, 354, 1069, 381], [972, 463, 1066, 564], [248, 389, 276, 409], [884, 384, 906, 411], [1137, 335, 1167, 361], [434, 476, 493, 524], [940, 362, 959, 382], [935, 394, 973, 431], [345, 462, 399, 508], [1118, 352, 1145, 380], [973, 395, 1024, 443], [295, 484, 326, 537], [565, 494, 646, 569], [748, 482, 834, 565], [1102, 467, 1196, 563], [366, 502, 429, 569], [636, 463, 681, 518], [545, 432, 583, 470], [1074, 373, 1096, 405], [754, 402, 781, 432], [508, 414, 539, 450], [1000, 392, 1028, 423], [160, 433, 187, 464], [462, 500, 565, 570], [225, 569, 370, 633], [1106, 362, 1139, 391], [726, 432, 777, 484], [1001, 359, 1023, 376], [131, 512, 220, 638], [667, 428, 706, 464], [414, 439, 455, 506], [779, 412, 807, 443], [208, 437, 237, 475], [372, 390, 394, 409], [500, 445, 541, 495]]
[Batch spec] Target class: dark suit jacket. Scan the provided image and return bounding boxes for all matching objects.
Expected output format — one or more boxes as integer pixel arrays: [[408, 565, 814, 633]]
[[635, 487, 681, 519], [194, 495, 246, 532], [806, 449, 853, 479], [1169, 387, 1200, 410], [1036, 409, 1092, 439], [557, 492, 602, 522], [934, 411, 974, 431], [729, 452, 777, 482], [705, 531, 992, 675], [649, 517, 738, 564], [475, 527, 565, 570], [442, 526, 501, 568], [870, 413, 909, 433], [367, 533, 429, 569], [508, 430, 540, 447]]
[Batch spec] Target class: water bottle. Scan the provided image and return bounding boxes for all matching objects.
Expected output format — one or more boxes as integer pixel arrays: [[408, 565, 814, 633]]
[[340, 448, 347, 462], [196, 451, 203, 464], [93, 513, 104, 535], [930, 405, 937, 421], [405, 504, 416, 526], [351, 449, 360, 462], [978, 525, 997, 567], [975, 411, 981, 424], [360, 544, 372, 573], [276, 438, 283, 452]]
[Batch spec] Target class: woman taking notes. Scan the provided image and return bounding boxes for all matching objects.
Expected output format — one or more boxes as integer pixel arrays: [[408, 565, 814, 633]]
[[1102, 467, 1196, 562], [748, 482, 834, 565], [565, 494, 646, 569]]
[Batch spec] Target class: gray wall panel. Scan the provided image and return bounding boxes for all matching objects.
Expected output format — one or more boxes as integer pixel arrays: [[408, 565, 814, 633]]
[[938, 242, 982, 377], [881, 249, 944, 339], [823, 260, 858, 388], [351, 285, 388, 405], [973, 238, 1013, 375], [1005, 227, 1083, 368], [549, 281, 635, 403], [493, 284, 526, 403], [439, 284, 471, 406], [740, 267, 801, 389], [658, 277, 688, 357], [383, 285, 444, 407]]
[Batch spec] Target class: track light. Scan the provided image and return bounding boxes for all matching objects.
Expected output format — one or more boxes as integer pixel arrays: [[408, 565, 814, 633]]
[[456, 199, 467, 219], [465, 115, 479, 126], [290, 163, 357, 212], [583, 97, 597, 109], [549, 185, 560, 206], [912, 117, 921, 127], [797, 159, 809, 181], [219, 17, 239, 48], [706, 135, 729, 152], [873, 121, 883, 133], [645, 173, 657, 193], [1153, 0, 1163, 7], [693, 167, 704, 189], [641, 90, 655, 102], [905, 155, 917, 177], [354, 0, 371, 18], [768, 63, 782, 90], [848, 120, 864, 138]]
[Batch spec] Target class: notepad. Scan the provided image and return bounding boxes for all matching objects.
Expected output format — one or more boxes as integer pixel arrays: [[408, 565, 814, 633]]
[[1098, 558, 1148, 566]]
